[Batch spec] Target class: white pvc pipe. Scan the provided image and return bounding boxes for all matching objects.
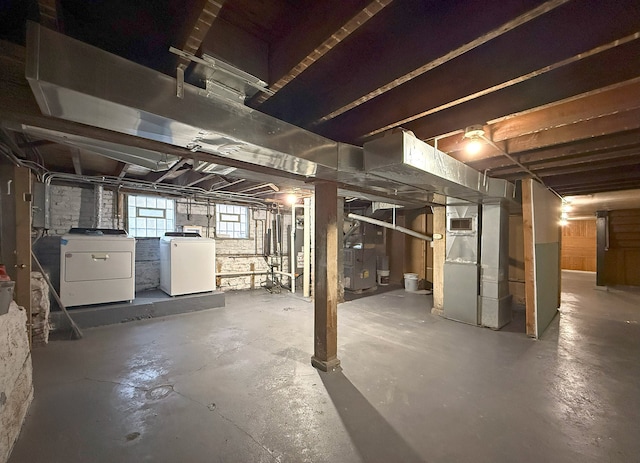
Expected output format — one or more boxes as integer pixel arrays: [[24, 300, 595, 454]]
[[290, 204, 302, 294], [347, 213, 441, 242], [303, 198, 311, 298]]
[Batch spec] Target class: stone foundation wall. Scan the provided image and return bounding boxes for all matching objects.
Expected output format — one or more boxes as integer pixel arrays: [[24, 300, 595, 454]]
[[31, 272, 50, 346], [0, 301, 33, 463]]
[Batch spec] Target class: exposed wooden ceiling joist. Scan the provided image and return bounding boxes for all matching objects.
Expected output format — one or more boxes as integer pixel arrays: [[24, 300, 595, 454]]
[[486, 78, 640, 143], [2, 1, 640, 202], [436, 78, 640, 154], [71, 149, 82, 175], [495, 108, 640, 156], [360, 32, 640, 141], [464, 130, 640, 171], [397, 40, 640, 144], [310, 0, 571, 126], [503, 155, 640, 180], [38, 0, 60, 31], [491, 147, 640, 177], [253, 0, 392, 104], [150, 158, 187, 184], [176, 0, 226, 70], [185, 172, 219, 187], [116, 162, 129, 179]]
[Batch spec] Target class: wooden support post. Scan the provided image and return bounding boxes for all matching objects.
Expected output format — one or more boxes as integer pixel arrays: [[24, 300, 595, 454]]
[[522, 179, 536, 337], [431, 206, 446, 315], [14, 166, 32, 347], [250, 263, 255, 290], [336, 196, 344, 304], [595, 211, 608, 287], [311, 182, 340, 372]]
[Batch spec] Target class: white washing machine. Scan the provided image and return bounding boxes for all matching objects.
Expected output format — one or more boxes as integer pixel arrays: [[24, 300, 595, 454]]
[[160, 233, 216, 296], [60, 229, 136, 307]]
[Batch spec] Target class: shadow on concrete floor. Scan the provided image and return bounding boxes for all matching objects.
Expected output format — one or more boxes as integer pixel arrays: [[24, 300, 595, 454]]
[[500, 305, 527, 333], [344, 284, 403, 302], [320, 369, 425, 463]]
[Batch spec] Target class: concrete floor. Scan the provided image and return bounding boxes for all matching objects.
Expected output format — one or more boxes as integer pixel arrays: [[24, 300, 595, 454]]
[[9, 271, 640, 462]]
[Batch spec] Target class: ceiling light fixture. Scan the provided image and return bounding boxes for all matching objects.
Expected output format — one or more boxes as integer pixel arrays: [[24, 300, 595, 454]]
[[461, 123, 563, 202], [463, 125, 486, 155], [285, 193, 298, 205]]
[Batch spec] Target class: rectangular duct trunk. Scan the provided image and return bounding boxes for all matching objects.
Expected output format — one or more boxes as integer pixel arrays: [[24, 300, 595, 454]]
[[443, 200, 480, 325], [479, 202, 512, 329], [364, 131, 515, 203]]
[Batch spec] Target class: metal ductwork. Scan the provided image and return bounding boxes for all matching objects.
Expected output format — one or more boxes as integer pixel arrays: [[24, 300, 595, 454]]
[[25, 22, 336, 179], [364, 131, 515, 203], [25, 22, 515, 207]]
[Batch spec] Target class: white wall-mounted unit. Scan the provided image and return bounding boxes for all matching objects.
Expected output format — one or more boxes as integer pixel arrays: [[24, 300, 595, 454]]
[[60, 229, 136, 307], [160, 234, 216, 296]]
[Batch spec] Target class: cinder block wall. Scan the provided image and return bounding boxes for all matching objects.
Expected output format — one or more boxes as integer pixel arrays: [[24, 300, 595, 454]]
[[39, 184, 292, 296]]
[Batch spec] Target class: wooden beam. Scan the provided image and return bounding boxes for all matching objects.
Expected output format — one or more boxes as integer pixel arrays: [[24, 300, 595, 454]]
[[185, 172, 219, 187], [116, 162, 129, 179], [436, 78, 640, 154], [361, 32, 640, 141], [311, 181, 340, 372], [211, 178, 244, 191], [546, 167, 640, 188], [14, 166, 32, 347], [17, 139, 55, 149], [320, 33, 640, 143], [150, 158, 187, 184], [38, 0, 60, 31], [465, 129, 640, 171], [553, 181, 640, 196], [489, 78, 640, 143], [497, 151, 640, 178], [500, 108, 640, 156], [254, 0, 392, 104], [176, 0, 226, 70], [399, 39, 640, 144], [431, 207, 446, 316], [71, 149, 82, 175], [312, 0, 571, 126]]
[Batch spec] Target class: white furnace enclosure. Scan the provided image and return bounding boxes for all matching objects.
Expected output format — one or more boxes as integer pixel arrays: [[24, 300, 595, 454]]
[[160, 234, 216, 296], [523, 179, 561, 338], [60, 229, 136, 307]]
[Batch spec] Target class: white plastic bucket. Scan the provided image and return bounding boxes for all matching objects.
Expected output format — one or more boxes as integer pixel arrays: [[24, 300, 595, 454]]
[[404, 273, 419, 292], [377, 269, 390, 286]]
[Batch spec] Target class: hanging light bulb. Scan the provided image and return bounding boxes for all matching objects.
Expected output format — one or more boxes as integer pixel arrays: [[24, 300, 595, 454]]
[[463, 125, 485, 155], [285, 193, 298, 205], [465, 138, 483, 155]]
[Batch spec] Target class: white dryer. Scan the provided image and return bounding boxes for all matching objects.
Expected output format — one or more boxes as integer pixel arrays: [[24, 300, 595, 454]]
[[160, 233, 216, 296], [60, 229, 136, 307]]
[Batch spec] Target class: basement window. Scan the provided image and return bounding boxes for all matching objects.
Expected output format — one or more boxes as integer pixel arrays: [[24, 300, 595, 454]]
[[127, 194, 175, 237], [216, 204, 249, 239]]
